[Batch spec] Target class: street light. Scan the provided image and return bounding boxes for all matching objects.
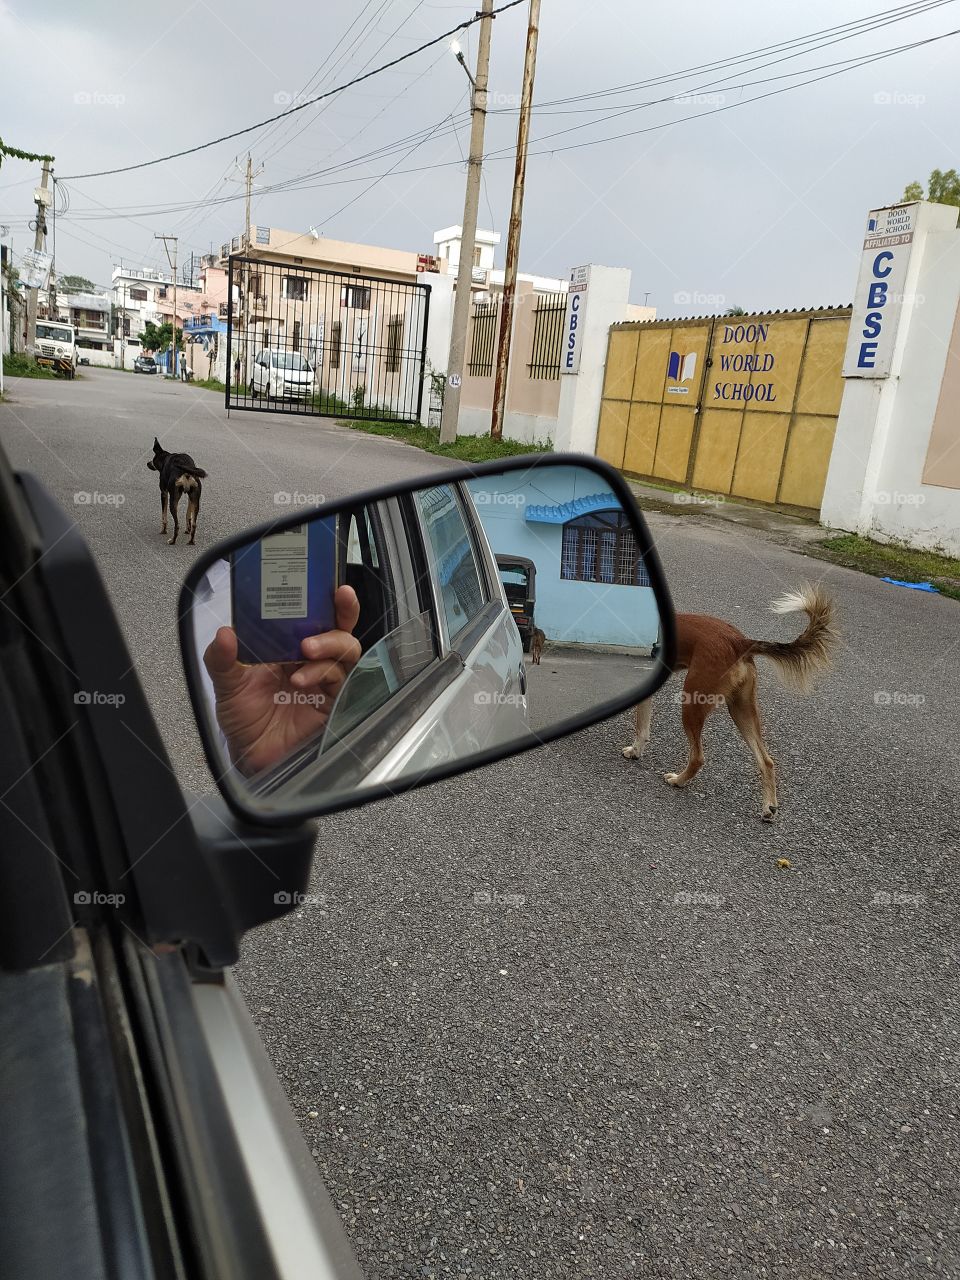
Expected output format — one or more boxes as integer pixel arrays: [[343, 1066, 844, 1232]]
[[451, 37, 476, 88]]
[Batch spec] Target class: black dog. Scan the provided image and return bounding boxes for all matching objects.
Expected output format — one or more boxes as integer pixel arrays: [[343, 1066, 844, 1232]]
[[146, 436, 207, 545]]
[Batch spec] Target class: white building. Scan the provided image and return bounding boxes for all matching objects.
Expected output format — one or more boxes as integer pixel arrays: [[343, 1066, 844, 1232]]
[[433, 225, 570, 296], [111, 266, 201, 339]]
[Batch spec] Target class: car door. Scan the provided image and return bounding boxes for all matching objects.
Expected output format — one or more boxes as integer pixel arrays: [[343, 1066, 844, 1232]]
[[335, 483, 527, 785]]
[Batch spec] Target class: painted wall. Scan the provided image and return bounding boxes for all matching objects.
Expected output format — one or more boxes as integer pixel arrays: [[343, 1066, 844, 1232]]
[[466, 464, 659, 649], [822, 201, 960, 555], [598, 308, 851, 511]]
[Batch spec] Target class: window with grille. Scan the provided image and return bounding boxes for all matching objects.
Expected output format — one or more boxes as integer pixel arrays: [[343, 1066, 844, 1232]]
[[330, 322, 342, 369], [385, 314, 403, 373], [528, 292, 566, 380], [283, 276, 308, 301], [560, 510, 650, 587], [468, 299, 498, 377], [129, 287, 147, 301], [340, 284, 371, 310]]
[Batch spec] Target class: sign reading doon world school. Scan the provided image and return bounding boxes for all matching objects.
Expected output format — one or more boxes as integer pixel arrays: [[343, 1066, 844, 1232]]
[[842, 203, 918, 379]]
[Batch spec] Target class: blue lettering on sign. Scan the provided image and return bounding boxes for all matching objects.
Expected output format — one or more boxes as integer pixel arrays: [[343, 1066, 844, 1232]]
[[873, 251, 894, 278], [858, 341, 878, 368], [856, 250, 897, 368], [722, 323, 769, 344], [719, 352, 775, 373], [713, 382, 776, 403], [563, 293, 583, 369]]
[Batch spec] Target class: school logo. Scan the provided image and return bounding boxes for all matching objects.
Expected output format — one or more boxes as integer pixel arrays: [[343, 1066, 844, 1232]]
[[666, 350, 696, 393]]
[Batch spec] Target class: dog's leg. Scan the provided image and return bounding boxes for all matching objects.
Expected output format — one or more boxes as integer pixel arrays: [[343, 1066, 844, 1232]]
[[167, 490, 180, 545], [187, 491, 199, 545], [663, 681, 712, 787], [622, 698, 654, 759], [726, 668, 778, 821], [160, 490, 168, 535]]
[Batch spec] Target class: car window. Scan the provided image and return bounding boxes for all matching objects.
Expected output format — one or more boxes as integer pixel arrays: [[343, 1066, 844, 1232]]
[[273, 353, 307, 370], [415, 485, 488, 642], [320, 611, 437, 751]]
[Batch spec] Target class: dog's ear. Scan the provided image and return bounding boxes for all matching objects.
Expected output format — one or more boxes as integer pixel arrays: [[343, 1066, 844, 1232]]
[[152, 436, 162, 452]]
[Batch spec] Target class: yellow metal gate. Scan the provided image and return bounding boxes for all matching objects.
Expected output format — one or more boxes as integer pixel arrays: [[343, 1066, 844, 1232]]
[[597, 308, 851, 513]]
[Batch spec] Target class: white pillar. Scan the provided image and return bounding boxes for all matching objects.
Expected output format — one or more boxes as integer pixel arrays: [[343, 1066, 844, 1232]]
[[421, 272, 455, 426], [554, 265, 631, 454], [822, 200, 960, 532]]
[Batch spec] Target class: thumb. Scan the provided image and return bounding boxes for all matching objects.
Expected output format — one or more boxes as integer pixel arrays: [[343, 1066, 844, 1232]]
[[203, 626, 246, 695], [334, 584, 361, 636]]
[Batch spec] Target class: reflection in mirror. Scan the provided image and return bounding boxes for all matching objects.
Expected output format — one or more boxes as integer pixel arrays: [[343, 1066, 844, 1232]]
[[186, 461, 664, 815]]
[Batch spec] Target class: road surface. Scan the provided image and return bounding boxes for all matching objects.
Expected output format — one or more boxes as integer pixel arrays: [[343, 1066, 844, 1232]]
[[3, 367, 958, 1279]]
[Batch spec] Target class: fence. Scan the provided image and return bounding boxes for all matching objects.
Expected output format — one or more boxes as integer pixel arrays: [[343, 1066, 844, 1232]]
[[225, 255, 429, 421], [468, 299, 499, 377], [597, 308, 852, 513], [528, 292, 566, 379]]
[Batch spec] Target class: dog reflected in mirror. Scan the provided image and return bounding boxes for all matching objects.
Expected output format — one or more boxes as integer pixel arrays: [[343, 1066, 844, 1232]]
[[530, 626, 545, 665]]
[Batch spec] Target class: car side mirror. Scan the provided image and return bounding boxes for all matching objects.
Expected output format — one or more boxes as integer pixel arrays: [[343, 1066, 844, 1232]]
[[178, 454, 676, 826]]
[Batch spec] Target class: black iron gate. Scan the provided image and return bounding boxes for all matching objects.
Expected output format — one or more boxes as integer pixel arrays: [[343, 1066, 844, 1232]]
[[225, 255, 430, 422]]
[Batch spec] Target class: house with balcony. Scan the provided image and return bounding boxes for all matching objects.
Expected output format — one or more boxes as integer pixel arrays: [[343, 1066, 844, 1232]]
[[111, 265, 201, 339], [218, 225, 432, 412], [38, 290, 112, 351]]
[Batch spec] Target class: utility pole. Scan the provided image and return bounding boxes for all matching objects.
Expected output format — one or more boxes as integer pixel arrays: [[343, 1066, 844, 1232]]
[[439, 0, 494, 445], [239, 154, 263, 388], [490, 0, 540, 441], [155, 234, 178, 378], [25, 159, 52, 354], [48, 176, 58, 325]]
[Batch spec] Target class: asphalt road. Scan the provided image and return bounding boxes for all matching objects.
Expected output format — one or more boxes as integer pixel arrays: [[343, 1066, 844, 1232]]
[[3, 367, 959, 1279]]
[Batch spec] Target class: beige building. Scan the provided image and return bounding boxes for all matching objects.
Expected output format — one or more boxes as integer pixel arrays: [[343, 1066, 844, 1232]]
[[220, 226, 431, 417]]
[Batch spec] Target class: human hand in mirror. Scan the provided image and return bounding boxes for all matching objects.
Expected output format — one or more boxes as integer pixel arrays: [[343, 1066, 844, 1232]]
[[203, 585, 361, 775]]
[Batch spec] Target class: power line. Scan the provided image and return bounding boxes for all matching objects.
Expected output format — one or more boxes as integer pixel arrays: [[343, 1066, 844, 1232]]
[[532, 0, 952, 110], [57, 19, 957, 227], [60, 0, 526, 182], [56, 0, 949, 223]]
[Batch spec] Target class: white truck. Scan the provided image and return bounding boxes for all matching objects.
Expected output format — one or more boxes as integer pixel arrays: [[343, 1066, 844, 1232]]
[[34, 320, 78, 378]]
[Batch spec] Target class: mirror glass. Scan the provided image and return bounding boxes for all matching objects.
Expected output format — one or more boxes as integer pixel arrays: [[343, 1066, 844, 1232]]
[[182, 460, 666, 817]]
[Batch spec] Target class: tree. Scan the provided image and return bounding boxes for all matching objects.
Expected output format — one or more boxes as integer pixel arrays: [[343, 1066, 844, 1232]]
[[724, 305, 747, 317], [59, 274, 96, 293], [139, 320, 183, 352], [901, 168, 960, 208]]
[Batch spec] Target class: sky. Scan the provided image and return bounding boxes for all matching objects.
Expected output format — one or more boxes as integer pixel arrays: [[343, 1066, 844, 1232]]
[[1, 0, 958, 316]]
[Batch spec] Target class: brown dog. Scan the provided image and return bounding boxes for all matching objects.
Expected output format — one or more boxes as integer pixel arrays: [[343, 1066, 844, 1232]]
[[622, 585, 836, 821], [530, 627, 545, 665]]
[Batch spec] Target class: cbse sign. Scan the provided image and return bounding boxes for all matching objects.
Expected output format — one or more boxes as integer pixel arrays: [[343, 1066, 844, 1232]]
[[561, 265, 589, 375], [842, 203, 918, 379]]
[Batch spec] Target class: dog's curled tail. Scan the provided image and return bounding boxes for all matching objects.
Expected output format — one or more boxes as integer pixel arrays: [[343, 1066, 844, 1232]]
[[749, 583, 837, 693]]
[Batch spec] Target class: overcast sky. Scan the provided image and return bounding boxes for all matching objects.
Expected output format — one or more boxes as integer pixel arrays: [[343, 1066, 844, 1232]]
[[1, 0, 957, 315]]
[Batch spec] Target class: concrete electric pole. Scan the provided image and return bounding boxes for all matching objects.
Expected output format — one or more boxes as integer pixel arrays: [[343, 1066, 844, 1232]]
[[490, 0, 540, 441], [439, 0, 494, 445], [25, 159, 52, 355], [155, 234, 179, 378]]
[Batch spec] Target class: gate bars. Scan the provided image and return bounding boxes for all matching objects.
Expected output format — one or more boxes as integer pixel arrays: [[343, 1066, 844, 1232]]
[[225, 255, 430, 422]]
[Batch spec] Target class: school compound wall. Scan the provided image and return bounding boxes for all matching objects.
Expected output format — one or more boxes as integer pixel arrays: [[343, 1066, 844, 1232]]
[[596, 308, 851, 513]]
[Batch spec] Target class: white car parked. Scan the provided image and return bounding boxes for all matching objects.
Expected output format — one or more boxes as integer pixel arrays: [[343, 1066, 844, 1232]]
[[250, 349, 315, 400]]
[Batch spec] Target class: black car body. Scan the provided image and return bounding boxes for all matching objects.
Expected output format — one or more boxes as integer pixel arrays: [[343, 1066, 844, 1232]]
[[134, 354, 157, 374]]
